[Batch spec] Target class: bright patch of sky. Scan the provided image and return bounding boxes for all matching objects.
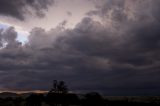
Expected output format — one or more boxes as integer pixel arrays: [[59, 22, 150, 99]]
[[0, 23, 8, 29], [0, 22, 29, 44], [22, 0, 96, 30], [0, 0, 96, 44]]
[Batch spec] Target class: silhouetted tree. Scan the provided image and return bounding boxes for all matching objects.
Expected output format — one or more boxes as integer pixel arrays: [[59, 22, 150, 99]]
[[49, 80, 68, 94], [57, 81, 68, 94], [53, 80, 58, 93], [45, 80, 79, 106]]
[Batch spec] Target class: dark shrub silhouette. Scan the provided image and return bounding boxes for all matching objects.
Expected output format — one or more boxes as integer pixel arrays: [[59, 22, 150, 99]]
[[82, 92, 105, 106], [26, 93, 44, 106], [45, 92, 79, 106], [13, 97, 24, 106]]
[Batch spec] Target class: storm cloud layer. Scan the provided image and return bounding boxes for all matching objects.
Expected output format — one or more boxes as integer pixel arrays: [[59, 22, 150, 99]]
[[0, 0, 54, 20], [0, 0, 160, 95]]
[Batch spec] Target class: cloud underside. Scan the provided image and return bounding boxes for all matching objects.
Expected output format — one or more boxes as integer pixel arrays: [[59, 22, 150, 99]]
[[0, 0, 54, 20], [0, 0, 160, 95]]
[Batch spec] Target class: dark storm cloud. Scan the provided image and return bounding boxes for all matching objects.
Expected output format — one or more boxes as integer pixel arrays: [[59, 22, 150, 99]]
[[0, 0, 54, 20], [0, 27, 21, 48], [0, 0, 160, 95]]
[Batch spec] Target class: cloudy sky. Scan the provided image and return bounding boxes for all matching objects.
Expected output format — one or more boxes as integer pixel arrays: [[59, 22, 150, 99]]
[[0, 0, 160, 95]]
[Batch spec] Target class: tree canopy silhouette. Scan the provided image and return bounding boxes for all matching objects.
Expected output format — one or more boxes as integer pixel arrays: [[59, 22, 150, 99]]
[[49, 80, 68, 94]]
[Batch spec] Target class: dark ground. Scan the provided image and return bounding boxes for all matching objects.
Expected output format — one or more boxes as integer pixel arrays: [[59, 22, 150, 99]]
[[0, 92, 160, 106]]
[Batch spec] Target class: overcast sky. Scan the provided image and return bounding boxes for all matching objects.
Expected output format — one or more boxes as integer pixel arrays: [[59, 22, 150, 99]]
[[0, 0, 160, 95]]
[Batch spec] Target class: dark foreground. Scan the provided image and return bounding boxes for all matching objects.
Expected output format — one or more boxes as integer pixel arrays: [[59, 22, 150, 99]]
[[0, 92, 160, 106]]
